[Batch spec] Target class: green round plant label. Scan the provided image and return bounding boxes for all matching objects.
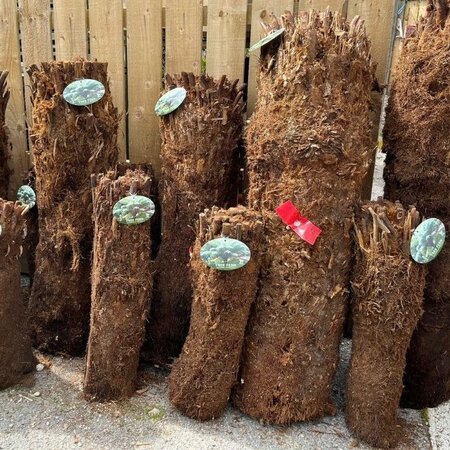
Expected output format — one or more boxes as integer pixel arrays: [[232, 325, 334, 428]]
[[410, 218, 446, 264], [63, 79, 105, 106], [248, 28, 285, 54], [17, 185, 36, 209], [155, 87, 187, 116], [113, 195, 155, 226], [200, 237, 251, 271]]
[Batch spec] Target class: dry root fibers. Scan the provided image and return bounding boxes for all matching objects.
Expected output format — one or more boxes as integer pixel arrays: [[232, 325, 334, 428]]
[[27, 60, 119, 355], [0, 200, 35, 389], [147, 73, 244, 364], [383, 0, 450, 408], [0, 71, 10, 199], [169, 206, 265, 420], [346, 201, 425, 448], [84, 168, 154, 401], [233, 11, 375, 425]]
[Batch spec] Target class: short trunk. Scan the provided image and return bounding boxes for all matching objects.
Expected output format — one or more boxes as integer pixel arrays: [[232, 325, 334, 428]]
[[84, 168, 154, 402], [346, 201, 425, 448], [169, 206, 264, 420]]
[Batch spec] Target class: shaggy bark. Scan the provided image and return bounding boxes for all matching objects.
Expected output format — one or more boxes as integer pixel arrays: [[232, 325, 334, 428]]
[[0, 71, 10, 199], [233, 12, 375, 424], [347, 201, 425, 448], [383, 0, 450, 408], [84, 169, 154, 401], [27, 60, 119, 355], [0, 200, 35, 389], [169, 206, 265, 420], [147, 73, 244, 364]]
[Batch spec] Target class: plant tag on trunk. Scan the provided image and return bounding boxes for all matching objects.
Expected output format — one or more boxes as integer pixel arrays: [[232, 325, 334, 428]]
[[63, 79, 105, 106], [17, 185, 36, 209], [200, 237, 251, 271], [276, 201, 322, 246], [155, 87, 187, 116], [248, 28, 285, 54], [410, 218, 446, 264], [113, 195, 155, 226]]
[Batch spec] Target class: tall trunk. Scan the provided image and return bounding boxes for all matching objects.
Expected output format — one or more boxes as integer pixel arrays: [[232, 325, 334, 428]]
[[383, 0, 450, 408], [146, 73, 244, 364], [84, 168, 154, 401], [169, 206, 264, 420], [0, 200, 35, 389], [347, 201, 425, 448], [233, 11, 375, 424], [27, 60, 119, 355]]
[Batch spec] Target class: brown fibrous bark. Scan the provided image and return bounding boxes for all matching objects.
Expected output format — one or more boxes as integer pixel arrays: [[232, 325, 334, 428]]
[[27, 60, 119, 355], [147, 72, 244, 364], [383, 1, 450, 408], [0, 200, 35, 389], [233, 11, 375, 424], [169, 206, 265, 420], [84, 168, 154, 402], [346, 201, 426, 448]]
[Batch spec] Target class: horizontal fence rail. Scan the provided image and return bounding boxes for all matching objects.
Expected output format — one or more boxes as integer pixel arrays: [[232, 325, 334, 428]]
[[0, 0, 426, 196]]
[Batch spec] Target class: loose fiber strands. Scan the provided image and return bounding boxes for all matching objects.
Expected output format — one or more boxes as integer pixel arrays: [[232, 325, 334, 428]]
[[169, 206, 265, 420], [147, 73, 244, 364], [27, 60, 119, 355], [84, 169, 154, 402], [234, 11, 375, 424], [383, 0, 450, 408], [0, 71, 10, 199], [0, 200, 35, 389], [347, 201, 425, 449]]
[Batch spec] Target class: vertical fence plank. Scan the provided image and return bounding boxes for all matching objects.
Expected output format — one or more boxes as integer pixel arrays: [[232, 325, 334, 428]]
[[0, 0, 29, 195], [247, 1, 294, 115], [127, 0, 162, 173], [347, 0, 397, 85], [53, 0, 88, 60], [298, 0, 348, 13], [18, 0, 53, 135], [165, 0, 203, 76], [89, 0, 126, 158], [206, 0, 248, 83]]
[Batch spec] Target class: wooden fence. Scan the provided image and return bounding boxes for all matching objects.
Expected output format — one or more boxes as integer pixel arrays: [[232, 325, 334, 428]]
[[0, 0, 426, 195]]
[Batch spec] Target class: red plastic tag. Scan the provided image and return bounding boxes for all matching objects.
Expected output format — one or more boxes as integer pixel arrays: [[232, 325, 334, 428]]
[[276, 201, 322, 245]]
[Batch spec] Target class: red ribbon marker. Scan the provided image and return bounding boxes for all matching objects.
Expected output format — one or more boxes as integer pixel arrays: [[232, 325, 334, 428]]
[[276, 200, 322, 246]]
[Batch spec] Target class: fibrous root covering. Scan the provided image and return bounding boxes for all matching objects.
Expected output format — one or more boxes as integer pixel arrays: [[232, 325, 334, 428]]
[[84, 168, 154, 401], [383, 0, 450, 408], [169, 206, 265, 420], [346, 201, 425, 448], [147, 73, 244, 364], [0, 71, 10, 199], [233, 11, 375, 424], [0, 200, 35, 389], [27, 60, 119, 355]]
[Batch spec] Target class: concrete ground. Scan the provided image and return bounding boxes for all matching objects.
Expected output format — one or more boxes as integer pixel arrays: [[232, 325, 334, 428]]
[[1, 339, 446, 450]]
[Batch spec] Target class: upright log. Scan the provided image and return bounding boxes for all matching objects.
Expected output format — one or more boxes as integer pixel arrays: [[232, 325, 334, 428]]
[[0, 71, 10, 199], [233, 12, 375, 424], [347, 201, 425, 448], [0, 200, 35, 389], [383, 0, 450, 408], [169, 206, 265, 420], [84, 168, 154, 401], [27, 60, 119, 355], [147, 73, 244, 363]]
